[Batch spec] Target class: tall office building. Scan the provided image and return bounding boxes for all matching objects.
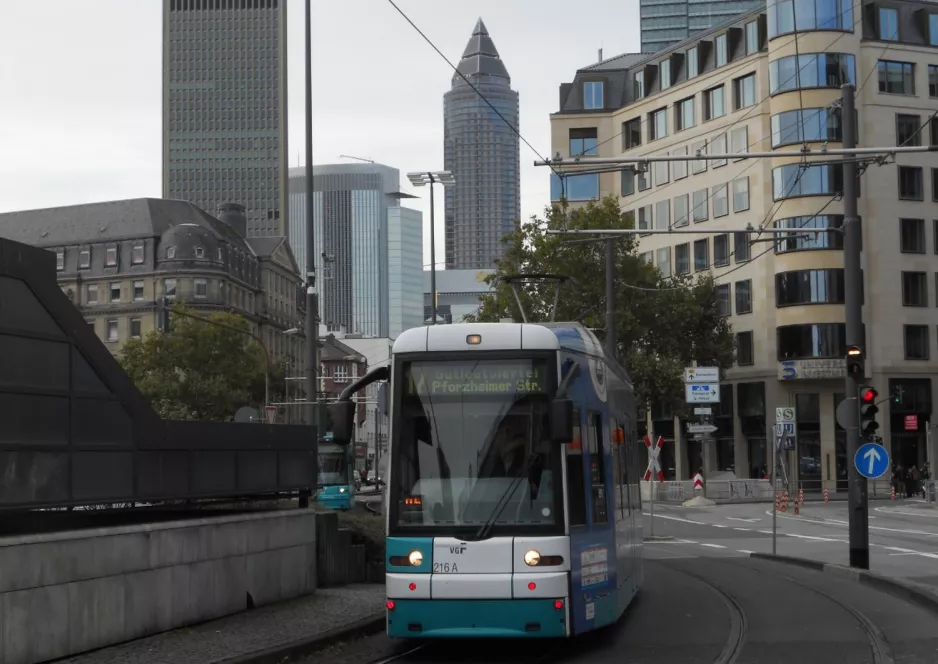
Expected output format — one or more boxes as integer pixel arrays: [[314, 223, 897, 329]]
[[640, 0, 764, 54], [162, 0, 289, 238], [443, 19, 520, 270], [288, 164, 423, 338]]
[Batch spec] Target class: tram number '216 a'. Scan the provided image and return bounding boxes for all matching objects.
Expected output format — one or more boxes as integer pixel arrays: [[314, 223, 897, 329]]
[[432, 545, 466, 573]]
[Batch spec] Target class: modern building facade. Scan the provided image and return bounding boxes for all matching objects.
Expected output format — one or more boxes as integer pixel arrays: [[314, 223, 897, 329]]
[[162, 0, 289, 238], [640, 0, 765, 54], [443, 19, 521, 270], [0, 199, 306, 422], [422, 268, 494, 324], [552, 1, 938, 489], [288, 164, 423, 338]]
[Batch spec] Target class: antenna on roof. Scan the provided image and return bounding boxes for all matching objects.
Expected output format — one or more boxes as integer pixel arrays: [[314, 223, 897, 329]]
[[598, 47, 603, 62], [495, 274, 575, 324]]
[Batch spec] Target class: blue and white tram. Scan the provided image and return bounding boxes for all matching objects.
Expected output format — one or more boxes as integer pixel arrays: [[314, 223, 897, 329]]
[[329, 322, 644, 638]]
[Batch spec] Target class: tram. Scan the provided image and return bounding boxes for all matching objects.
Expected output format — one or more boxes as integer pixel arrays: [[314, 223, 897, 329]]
[[315, 433, 355, 511], [329, 322, 644, 638]]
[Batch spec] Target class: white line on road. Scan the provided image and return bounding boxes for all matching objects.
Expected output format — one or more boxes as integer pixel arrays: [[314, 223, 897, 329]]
[[700, 543, 726, 548], [874, 506, 938, 518], [738, 550, 755, 554], [726, 517, 761, 523], [757, 529, 776, 535], [642, 512, 706, 525], [733, 527, 751, 531], [763, 510, 936, 536], [784, 533, 844, 542], [712, 524, 728, 528]]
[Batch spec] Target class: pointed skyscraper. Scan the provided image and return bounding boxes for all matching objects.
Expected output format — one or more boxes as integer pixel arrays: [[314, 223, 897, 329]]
[[443, 19, 520, 270]]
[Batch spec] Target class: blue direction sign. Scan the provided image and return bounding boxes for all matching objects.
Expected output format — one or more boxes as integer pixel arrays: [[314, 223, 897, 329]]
[[854, 442, 889, 479]]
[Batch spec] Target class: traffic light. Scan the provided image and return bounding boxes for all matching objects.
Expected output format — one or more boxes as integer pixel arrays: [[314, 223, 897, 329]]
[[846, 345, 864, 378], [859, 387, 879, 437]]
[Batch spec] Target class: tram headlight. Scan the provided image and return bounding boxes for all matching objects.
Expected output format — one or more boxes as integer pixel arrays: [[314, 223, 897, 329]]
[[408, 550, 423, 566], [338, 487, 347, 493], [523, 549, 541, 566]]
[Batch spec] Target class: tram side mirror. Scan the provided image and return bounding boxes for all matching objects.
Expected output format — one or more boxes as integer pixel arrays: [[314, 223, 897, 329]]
[[549, 398, 574, 444], [328, 401, 356, 445]]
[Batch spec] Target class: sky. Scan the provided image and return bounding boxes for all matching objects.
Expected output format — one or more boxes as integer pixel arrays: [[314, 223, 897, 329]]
[[0, 0, 640, 269]]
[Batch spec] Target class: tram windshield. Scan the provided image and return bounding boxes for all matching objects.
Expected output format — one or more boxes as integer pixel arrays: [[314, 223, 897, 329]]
[[318, 443, 350, 486], [392, 358, 559, 531]]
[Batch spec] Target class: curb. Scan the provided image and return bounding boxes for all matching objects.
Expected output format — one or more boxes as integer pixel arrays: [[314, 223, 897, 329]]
[[217, 613, 386, 664], [644, 535, 675, 541], [749, 552, 938, 616]]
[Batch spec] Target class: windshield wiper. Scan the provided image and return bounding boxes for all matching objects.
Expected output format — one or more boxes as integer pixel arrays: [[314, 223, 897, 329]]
[[468, 452, 540, 541]]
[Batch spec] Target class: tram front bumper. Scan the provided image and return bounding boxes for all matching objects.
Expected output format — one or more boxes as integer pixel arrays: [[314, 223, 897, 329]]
[[386, 597, 568, 638]]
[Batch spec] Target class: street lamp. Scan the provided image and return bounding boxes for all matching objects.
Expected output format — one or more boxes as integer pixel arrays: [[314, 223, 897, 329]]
[[407, 171, 456, 326]]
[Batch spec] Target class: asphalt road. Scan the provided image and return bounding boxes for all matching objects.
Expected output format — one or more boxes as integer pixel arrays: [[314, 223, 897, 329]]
[[297, 501, 938, 664]]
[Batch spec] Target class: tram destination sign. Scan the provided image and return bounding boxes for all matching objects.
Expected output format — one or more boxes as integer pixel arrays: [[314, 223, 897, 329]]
[[406, 361, 548, 396]]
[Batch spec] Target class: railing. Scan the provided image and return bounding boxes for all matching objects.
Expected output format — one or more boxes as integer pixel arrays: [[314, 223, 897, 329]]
[[640, 477, 899, 503]]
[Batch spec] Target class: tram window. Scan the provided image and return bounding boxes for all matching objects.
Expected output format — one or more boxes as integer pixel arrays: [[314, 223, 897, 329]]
[[588, 412, 608, 524], [610, 420, 624, 522], [619, 415, 632, 515], [566, 408, 587, 527]]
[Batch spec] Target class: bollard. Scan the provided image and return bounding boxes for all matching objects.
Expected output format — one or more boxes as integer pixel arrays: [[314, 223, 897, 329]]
[[823, 487, 829, 503]]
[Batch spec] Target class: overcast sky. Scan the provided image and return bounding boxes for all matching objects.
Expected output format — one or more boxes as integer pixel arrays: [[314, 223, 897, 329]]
[[0, 0, 639, 268]]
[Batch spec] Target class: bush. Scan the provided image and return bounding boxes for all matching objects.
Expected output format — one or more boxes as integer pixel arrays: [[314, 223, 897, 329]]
[[337, 511, 385, 564]]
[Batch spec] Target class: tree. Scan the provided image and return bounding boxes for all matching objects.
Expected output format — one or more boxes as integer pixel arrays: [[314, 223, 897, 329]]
[[119, 304, 284, 421], [466, 196, 735, 413]]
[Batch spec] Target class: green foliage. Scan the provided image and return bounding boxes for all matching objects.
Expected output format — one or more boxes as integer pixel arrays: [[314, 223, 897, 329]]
[[466, 196, 736, 413], [337, 510, 385, 563], [118, 303, 285, 421]]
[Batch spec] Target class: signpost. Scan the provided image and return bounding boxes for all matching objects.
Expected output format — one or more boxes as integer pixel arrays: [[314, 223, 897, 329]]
[[687, 423, 718, 434], [684, 366, 721, 476], [775, 407, 797, 451], [685, 383, 719, 403], [644, 434, 664, 536], [855, 442, 889, 479]]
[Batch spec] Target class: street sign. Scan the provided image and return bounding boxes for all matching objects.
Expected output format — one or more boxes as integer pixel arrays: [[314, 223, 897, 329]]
[[684, 366, 719, 383], [904, 414, 918, 431], [775, 407, 795, 422], [687, 423, 718, 434], [774, 406, 797, 446], [694, 407, 712, 415], [854, 441, 889, 479], [685, 383, 719, 403], [835, 397, 856, 430], [265, 406, 277, 424], [643, 435, 665, 482]]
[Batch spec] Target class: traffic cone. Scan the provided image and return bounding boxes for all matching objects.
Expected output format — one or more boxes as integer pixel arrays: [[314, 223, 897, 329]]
[[798, 488, 804, 505], [891, 486, 896, 501], [794, 500, 800, 515], [823, 487, 829, 503]]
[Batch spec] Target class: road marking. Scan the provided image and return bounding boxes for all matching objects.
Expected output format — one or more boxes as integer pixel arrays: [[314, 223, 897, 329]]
[[874, 506, 938, 518], [763, 510, 936, 536], [726, 517, 761, 523], [647, 539, 697, 545], [643, 512, 706, 525], [757, 529, 776, 535], [879, 545, 938, 559], [733, 527, 751, 532], [738, 549, 755, 554], [784, 533, 844, 542], [699, 543, 726, 549], [712, 524, 728, 528]]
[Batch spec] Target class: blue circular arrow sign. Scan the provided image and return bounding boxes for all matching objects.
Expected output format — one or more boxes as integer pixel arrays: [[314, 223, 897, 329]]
[[854, 442, 890, 479]]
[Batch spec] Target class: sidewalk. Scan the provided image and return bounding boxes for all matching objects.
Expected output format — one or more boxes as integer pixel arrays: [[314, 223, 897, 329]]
[[60, 584, 385, 664]]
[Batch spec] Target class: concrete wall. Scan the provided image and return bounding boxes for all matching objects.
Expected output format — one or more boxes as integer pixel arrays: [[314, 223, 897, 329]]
[[0, 509, 317, 664]]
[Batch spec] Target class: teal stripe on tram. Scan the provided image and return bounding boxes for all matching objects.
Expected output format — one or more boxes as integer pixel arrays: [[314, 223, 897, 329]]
[[387, 599, 567, 638]]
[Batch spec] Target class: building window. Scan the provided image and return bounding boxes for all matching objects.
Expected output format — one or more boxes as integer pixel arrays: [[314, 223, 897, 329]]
[[637, 170, 651, 191], [715, 34, 728, 67], [550, 173, 599, 201], [654, 160, 670, 186], [736, 331, 754, 366], [777, 323, 846, 360], [164, 278, 177, 299], [898, 166, 924, 200], [79, 248, 91, 269], [584, 81, 604, 109], [694, 238, 709, 271], [109, 282, 121, 303], [878, 61, 915, 95], [657, 247, 671, 278], [734, 232, 750, 262], [902, 271, 928, 307], [649, 108, 668, 141], [710, 134, 728, 168], [130, 318, 142, 339], [674, 193, 689, 227], [655, 200, 670, 229], [621, 170, 634, 197], [570, 128, 598, 156], [623, 118, 642, 149], [736, 280, 752, 314], [640, 250, 654, 265], [106, 247, 118, 267], [676, 243, 690, 274], [633, 71, 645, 100], [166, 246, 176, 260], [687, 46, 698, 78], [195, 278, 208, 298], [768, 0, 854, 38], [774, 215, 845, 252], [771, 107, 843, 147], [773, 163, 844, 200], [931, 13, 938, 45], [704, 86, 725, 120], [714, 234, 730, 267], [676, 96, 695, 131], [732, 177, 750, 212], [904, 325, 929, 360], [776, 269, 846, 306], [745, 21, 760, 54], [879, 7, 899, 40], [930, 65, 938, 97], [715, 284, 731, 316], [712, 183, 729, 217], [86, 284, 98, 305], [672, 146, 688, 180], [133, 280, 145, 300], [638, 205, 652, 230], [217, 247, 224, 262], [734, 73, 756, 109], [896, 114, 922, 146], [770, 53, 855, 94], [106, 320, 119, 343], [132, 244, 144, 264], [56, 250, 64, 271], [693, 189, 709, 222], [195, 246, 205, 259], [900, 218, 926, 253], [692, 140, 708, 174], [660, 60, 671, 90]]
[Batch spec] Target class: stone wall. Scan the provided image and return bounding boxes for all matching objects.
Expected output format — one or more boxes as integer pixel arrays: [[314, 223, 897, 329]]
[[0, 509, 317, 664]]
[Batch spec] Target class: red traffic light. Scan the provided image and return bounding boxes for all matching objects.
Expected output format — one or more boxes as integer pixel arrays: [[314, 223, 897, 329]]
[[860, 388, 878, 403]]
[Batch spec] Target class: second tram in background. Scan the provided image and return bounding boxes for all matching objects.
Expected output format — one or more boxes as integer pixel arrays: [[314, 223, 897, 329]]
[[331, 321, 644, 638]]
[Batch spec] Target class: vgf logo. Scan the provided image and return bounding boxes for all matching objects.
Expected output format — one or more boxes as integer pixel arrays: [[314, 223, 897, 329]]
[[449, 544, 467, 554]]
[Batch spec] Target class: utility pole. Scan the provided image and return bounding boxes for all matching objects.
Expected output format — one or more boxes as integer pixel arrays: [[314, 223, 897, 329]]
[[604, 238, 616, 358], [841, 84, 869, 569], [429, 178, 437, 326], [304, 0, 320, 502]]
